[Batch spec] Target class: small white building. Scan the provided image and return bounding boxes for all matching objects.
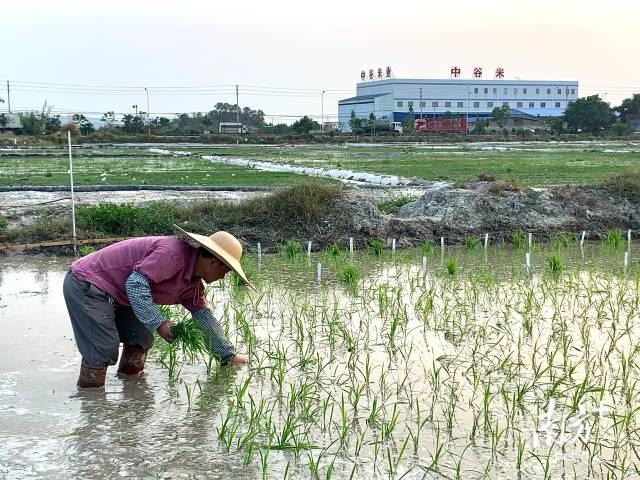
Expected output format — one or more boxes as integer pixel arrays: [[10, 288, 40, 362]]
[[338, 77, 579, 132], [0, 113, 22, 131]]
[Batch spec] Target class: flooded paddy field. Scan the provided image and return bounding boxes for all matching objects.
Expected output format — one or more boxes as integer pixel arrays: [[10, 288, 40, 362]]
[[1, 240, 639, 479], [1, 140, 639, 188]]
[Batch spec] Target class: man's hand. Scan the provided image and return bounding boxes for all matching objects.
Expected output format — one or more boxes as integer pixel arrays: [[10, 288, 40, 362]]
[[157, 320, 175, 344], [228, 354, 248, 365]]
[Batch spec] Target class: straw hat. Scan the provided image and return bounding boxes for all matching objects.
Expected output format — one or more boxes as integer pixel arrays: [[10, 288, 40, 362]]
[[174, 225, 255, 290]]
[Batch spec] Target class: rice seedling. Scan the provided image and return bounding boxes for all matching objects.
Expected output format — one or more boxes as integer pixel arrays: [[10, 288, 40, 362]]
[[512, 231, 525, 248], [606, 228, 623, 249], [464, 235, 480, 251], [420, 240, 434, 255], [323, 242, 342, 258], [368, 239, 384, 256], [547, 254, 563, 273], [171, 318, 206, 361], [446, 257, 458, 275], [340, 265, 361, 286], [283, 240, 302, 259]]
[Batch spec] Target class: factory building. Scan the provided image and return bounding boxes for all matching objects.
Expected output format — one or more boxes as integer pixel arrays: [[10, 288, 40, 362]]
[[338, 69, 579, 132]]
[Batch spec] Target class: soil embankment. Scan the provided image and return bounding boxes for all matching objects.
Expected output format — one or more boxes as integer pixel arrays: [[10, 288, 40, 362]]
[[1, 181, 638, 252]]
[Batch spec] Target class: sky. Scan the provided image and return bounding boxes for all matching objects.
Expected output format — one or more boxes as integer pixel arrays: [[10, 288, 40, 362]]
[[1, 0, 639, 123]]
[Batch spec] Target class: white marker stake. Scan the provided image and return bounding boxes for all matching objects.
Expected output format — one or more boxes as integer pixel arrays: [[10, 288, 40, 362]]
[[484, 233, 489, 250], [349, 237, 354, 256], [624, 251, 629, 271], [257, 242, 262, 262], [628, 230, 632, 247], [317, 263, 322, 285], [422, 256, 427, 273], [525, 252, 531, 272], [307, 241, 312, 256], [67, 131, 77, 255], [441, 237, 445, 249], [528, 233, 532, 249], [580, 231, 586, 248], [392, 238, 396, 254]]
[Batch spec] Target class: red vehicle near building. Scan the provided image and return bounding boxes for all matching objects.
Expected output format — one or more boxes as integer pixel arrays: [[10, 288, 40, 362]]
[[414, 117, 467, 133]]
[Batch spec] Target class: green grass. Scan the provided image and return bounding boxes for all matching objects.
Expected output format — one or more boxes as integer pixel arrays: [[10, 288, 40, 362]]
[[377, 194, 417, 214]]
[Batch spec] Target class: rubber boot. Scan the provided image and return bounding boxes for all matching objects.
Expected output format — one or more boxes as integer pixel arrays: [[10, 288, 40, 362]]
[[77, 363, 107, 389], [117, 345, 148, 376]]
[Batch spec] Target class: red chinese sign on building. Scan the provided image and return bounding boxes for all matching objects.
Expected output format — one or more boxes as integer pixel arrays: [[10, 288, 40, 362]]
[[473, 67, 483, 78], [451, 66, 461, 78], [386, 66, 392, 78], [495, 67, 505, 79], [368, 69, 374, 80]]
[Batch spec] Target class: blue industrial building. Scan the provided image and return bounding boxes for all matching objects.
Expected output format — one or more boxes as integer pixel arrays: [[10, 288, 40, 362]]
[[338, 77, 579, 132]]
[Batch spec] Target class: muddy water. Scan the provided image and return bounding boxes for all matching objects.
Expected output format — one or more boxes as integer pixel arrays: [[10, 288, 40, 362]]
[[0, 255, 260, 479], [0, 247, 637, 479]]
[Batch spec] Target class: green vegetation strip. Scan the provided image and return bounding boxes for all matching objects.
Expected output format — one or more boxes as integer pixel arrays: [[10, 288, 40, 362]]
[[198, 144, 640, 187], [0, 153, 338, 187]]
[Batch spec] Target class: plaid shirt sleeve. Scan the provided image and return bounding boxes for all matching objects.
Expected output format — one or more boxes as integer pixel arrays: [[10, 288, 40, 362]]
[[125, 271, 166, 331], [192, 308, 236, 363]]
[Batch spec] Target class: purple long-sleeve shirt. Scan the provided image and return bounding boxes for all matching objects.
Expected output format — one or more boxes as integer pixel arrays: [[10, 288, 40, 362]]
[[71, 236, 206, 312]]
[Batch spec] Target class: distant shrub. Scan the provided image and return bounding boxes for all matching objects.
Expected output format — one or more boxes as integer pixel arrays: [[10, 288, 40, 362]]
[[487, 180, 521, 193], [603, 170, 640, 200], [76, 202, 177, 236], [0, 215, 7, 232], [477, 172, 497, 182], [79, 245, 96, 257], [377, 194, 417, 214]]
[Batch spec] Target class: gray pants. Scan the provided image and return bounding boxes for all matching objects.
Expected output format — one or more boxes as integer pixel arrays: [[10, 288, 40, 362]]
[[63, 271, 154, 368]]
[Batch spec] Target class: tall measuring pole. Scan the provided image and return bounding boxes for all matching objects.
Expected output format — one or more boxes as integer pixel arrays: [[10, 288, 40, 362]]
[[321, 90, 325, 134], [6, 81, 11, 113], [67, 131, 77, 255], [419, 87, 423, 119], [145, 87, 150, 134]]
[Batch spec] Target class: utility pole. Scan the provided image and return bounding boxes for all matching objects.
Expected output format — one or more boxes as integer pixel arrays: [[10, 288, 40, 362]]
[[321, 90, 325, 134], [419, 87, 423, 119], [145, 88, 150, 134], [132, 104, 138, 116], [235, 85, 240, 125], [6, 81, 11, 113]]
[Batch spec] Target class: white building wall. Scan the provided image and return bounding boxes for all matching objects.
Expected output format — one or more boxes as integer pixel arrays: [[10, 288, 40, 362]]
[[354, 78, 579, 116]]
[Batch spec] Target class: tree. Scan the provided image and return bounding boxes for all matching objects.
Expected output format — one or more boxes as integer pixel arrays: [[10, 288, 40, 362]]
[[0, 114, 7, 128], [491, 105, 510, 128], [402, 112, 415, 134], [349, 110, 364, 135], [546, 116, 565, 134], [564, 95, 613, 134], [291, 115, 317, 134], [368, 113, 376, 134], [101, 111, 117, 128], [615, 94, 640, 122], [122, 114, 145, 134], [72, 114, 95, 135]]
